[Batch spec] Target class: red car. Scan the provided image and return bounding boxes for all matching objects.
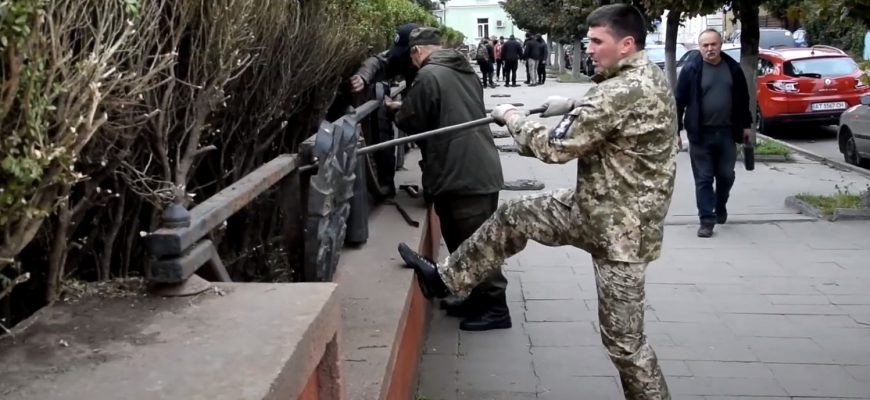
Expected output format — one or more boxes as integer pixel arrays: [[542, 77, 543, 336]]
[[757, 45, 870, 133]]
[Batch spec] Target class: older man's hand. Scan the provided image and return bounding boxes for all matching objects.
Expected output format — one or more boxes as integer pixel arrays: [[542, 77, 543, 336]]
[[384, 96, 402, 112], [541, 96, 577, 117], [491, 104, 520, 126], [350, 75, 366, 93]]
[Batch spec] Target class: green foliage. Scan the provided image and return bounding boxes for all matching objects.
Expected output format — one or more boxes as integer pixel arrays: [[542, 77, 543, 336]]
[[797, 184, 865, 215], [637, 0, 722, 20], [801, 0, 866, 56], [754, 140, 791, 156], [0, 0, 55, 227], [349, 0, 464, 50]]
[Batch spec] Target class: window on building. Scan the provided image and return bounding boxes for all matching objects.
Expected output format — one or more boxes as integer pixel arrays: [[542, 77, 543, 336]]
[[477, 18, 489, 39]]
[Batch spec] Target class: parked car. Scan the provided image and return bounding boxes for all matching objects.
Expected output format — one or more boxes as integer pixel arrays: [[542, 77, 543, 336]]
[[674, 45, 868, 135], [645, 44, 689, 70], [837, 94, 870, 167], [756, 46, 869, 134], [730, 28, 797, 49]]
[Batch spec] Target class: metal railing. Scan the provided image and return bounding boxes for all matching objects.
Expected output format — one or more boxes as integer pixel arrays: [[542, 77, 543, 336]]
[[143, 84, 404, 293]]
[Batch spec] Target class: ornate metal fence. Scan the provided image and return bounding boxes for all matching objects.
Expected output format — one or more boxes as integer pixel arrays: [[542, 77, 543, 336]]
[[144, 86, 402, 293]]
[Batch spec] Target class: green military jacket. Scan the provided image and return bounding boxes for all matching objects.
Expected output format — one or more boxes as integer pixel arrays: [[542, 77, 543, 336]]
[[507, 51, 678, 263]]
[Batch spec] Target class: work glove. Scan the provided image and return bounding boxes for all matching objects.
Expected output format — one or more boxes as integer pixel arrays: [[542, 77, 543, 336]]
[[491, 104, 520, 126], [541, 96, 577, 117]]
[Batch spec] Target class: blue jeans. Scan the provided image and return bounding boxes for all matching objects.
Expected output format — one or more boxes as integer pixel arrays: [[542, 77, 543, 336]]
[[689, 129, 737, 225]]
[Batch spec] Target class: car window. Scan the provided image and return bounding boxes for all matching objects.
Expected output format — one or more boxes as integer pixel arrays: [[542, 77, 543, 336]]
[[677, 49, 698, 66], [723, 48, 741, 62], [760, 30, 796, 49], [645, 46, 688, 63], [784, 57, 858, 78], [758, 58, 775, 76]]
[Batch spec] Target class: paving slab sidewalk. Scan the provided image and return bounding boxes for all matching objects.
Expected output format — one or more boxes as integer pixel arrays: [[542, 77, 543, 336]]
[[414, 78, 870, 399]]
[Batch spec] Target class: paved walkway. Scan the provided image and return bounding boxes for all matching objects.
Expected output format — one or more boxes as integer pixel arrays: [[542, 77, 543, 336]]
[[412, 75, 870, 399]]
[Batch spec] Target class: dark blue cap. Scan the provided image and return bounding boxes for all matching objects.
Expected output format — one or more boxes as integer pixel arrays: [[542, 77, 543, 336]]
[[388, 23, 420, 59]]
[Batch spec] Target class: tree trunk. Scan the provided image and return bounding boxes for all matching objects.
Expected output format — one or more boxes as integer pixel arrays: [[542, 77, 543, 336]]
[[572, 39, 583, 80], [46, 195, 71, 303], [556, 42, 566, 74], [100, 191, 126, 281], [739, 1, 760, 141], [665, 9, 682, 90]]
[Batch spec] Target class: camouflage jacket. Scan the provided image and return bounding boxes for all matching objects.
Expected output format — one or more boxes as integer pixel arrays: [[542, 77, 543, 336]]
[[507, 51, 678, 263]]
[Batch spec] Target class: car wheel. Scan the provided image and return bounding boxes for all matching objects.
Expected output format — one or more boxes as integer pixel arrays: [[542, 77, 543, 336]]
[[841, 128, 869, 167]]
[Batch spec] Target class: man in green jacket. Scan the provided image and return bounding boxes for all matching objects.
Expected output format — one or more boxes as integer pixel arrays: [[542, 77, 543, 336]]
[[385, 27, 510, 331]]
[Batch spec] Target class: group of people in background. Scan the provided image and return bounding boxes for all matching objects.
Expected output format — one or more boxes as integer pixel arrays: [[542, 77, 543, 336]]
[[475, 33, 549, 88]]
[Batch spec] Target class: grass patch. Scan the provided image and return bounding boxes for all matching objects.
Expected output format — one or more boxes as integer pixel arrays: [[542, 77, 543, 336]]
[[796, 192, 861, 215], [754, 140, 791, 156]]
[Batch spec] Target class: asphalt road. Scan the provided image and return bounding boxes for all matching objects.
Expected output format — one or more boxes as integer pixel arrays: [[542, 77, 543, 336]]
[[764, 123, 846, 163]]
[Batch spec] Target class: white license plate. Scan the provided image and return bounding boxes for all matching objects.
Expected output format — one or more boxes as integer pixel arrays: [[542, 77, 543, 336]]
[[811, 101, 847, 111]]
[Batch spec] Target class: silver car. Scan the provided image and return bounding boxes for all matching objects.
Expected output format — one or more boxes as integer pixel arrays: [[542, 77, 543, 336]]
[[838, 94, 870, 167]]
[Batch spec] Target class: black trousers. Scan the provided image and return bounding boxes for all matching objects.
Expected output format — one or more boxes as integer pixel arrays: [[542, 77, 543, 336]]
[[537, 61, 546, 84], [434, 192, 507, 300], [496, 60, 503, 80], [477, 60, 494, 86], [504, 59, 518, 86]]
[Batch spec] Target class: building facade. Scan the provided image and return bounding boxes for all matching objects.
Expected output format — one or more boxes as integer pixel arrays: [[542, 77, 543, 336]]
[[436, 0, 528, 46]]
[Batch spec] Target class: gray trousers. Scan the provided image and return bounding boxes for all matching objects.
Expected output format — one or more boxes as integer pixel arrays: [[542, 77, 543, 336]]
[[527, 59, 539, 84]]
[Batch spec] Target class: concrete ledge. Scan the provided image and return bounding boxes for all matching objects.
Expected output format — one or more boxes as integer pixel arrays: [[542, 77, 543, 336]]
[[831, 207, 870, 221], [0, 282, 342, 400], [758, 133, 870, 178], [335, 149, 433, 400], [785, 196, 826, 220], [665, 212, 816, 225], [738, 152, 792, 163], [785, 195, 870, 221]]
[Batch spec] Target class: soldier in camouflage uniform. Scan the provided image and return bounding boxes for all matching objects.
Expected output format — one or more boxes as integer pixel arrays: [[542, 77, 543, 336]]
[[397, 4, 677, 399]]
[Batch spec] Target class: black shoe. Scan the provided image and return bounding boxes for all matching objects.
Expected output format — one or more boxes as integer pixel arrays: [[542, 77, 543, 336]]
[[397, 243, 449, 299], [441, 293, 487, 318], [716, 211, 728, 224], [459, 298, 512, 331], [697, 224, 714, 238]]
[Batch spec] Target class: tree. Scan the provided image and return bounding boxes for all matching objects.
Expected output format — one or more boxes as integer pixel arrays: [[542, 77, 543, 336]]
[[412, 0, 435, 10], [637, 0, 723, 89]]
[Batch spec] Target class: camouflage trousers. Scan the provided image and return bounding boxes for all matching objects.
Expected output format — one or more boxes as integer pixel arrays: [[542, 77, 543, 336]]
[[439, 190, 670, 400]]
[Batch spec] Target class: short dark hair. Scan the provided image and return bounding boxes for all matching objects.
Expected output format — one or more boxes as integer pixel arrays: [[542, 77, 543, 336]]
[[586, 4, 648, 50]]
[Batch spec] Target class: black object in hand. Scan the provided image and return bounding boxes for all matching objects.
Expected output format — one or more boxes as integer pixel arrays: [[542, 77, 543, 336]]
[[743, 137, 755, 171]]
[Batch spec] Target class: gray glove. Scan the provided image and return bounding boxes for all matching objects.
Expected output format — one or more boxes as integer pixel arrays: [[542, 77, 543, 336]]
[[491, 104, 520, 126], [541, 96, 577, 117]]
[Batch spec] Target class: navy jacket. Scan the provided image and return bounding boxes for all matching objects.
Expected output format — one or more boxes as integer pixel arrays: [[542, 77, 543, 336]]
[[675, 52, 751, 143], [501, 39, 522, 62]]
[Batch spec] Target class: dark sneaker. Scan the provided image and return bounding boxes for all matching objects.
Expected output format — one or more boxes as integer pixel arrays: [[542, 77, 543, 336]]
[[697, 224, 714, 238], [716, 212, 728, 224], [397, 243, 449, 299]]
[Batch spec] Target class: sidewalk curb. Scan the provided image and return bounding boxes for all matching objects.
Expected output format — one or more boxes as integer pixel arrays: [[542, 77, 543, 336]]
[[757, 133, 870, 178]]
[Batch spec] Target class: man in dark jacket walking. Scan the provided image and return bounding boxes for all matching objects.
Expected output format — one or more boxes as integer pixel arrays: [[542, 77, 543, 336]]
[[523, 33, 534, 84], [500, 35, 523, 87], [535, 35, 549, 85], [386, 27, 511, 331], [675, 28, 753, 238]]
